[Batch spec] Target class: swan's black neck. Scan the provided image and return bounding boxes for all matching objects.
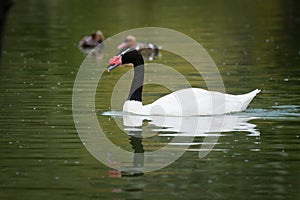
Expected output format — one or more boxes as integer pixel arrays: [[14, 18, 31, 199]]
[[121, 50, 144, 102]]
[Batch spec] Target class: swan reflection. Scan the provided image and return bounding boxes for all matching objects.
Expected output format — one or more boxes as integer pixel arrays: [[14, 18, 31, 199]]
[[103, 111, 260, 175], [121, 113, 260, 137]]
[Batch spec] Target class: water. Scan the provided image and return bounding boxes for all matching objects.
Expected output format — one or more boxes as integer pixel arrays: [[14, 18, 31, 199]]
[[1, 0, 300, 199]]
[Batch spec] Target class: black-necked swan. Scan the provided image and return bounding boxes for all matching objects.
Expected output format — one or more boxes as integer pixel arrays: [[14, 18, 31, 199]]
[[108, 49, 260, 116]]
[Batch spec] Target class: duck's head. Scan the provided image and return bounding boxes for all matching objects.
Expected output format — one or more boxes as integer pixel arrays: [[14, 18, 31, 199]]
[[107, 49, 144, 72], [91, 30, 104, 43], [117, 35, 137, 50]]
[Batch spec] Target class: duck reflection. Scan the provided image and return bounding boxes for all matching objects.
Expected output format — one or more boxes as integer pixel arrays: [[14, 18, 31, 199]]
[[78, 43, 104, 60]]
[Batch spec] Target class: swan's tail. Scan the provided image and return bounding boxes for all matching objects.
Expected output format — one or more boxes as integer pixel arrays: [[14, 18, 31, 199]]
[[238, 89, 261, 110]]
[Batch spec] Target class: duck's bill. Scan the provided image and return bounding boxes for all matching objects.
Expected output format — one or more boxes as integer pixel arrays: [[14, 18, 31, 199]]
[[107, 64, 119, 72]]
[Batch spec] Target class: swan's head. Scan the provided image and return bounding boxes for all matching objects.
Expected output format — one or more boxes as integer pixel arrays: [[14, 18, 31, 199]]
[[108, 49, 144, 72], [108, 49, 145, 102]]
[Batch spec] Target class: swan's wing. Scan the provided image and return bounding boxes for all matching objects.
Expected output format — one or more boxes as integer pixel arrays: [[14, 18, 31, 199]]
[[144, 88, 223, 116], [143, 88, 260, 116]]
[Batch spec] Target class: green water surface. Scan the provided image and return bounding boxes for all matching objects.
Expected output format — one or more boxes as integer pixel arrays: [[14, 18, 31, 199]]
[[0, 0, 300, 199]]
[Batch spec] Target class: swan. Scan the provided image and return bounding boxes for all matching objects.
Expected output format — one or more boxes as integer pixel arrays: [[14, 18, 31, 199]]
[[108, 49, 260, 116]]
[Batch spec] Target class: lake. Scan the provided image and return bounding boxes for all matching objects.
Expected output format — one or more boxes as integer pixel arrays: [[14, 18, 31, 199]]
[[0, 0, 299, 199]]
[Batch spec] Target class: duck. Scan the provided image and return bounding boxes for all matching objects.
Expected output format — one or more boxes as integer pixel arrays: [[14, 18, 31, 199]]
[[78, 30, 105, 56], [118, 35, 160, 61], [79, 30, 104, 48], [108, 49, 260, 116]]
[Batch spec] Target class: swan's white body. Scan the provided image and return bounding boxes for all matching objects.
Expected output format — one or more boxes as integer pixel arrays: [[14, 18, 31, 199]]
[[123, 88, 260, 116]]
